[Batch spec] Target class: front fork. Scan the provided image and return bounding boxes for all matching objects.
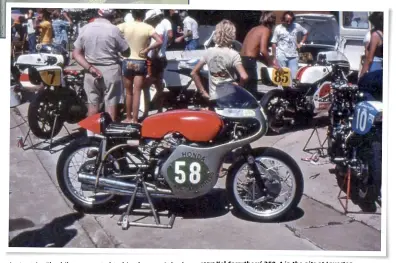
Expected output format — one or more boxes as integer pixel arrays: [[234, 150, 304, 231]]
[[242, 145, 266, 194]]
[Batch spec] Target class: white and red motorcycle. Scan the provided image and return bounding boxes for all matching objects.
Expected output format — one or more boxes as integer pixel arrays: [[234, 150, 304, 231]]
[[260, 50, 351, 134]]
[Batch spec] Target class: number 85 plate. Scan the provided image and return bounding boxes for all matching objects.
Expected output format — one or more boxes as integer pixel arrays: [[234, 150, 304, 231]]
[[271, 67, 291, 87]]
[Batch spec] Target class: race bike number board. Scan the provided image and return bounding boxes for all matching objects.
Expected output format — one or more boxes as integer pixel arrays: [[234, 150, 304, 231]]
[[167, 156, 212, 192], [271, 68, 291, 87]]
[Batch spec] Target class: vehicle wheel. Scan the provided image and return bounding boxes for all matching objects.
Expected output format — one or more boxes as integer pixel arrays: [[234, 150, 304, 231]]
[[260, 89, 293, 135], [226, 147, 304, 222], [27, 90, 64, 139], [56, 136, 122, 212]]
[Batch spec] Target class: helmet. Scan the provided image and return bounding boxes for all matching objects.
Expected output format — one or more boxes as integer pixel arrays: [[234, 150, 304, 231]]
[[98, 8, 115, 18]]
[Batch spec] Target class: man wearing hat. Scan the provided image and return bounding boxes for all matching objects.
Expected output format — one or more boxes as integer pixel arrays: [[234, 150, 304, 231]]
[[72, 8, 131, 123], [175, 11, 200, 50]]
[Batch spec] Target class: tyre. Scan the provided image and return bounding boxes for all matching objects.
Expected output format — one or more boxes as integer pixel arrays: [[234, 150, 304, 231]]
[[260, 89, 293, 135], [27, 90, 64, 139], [56, 136, 121, 212], [226, 147, 304, 222]]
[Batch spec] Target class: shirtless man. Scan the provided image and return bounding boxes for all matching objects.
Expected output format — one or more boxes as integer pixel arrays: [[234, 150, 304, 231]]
[[240, 11, 278, 97]]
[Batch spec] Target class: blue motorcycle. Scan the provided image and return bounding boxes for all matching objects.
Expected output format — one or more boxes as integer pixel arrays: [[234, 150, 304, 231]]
[[328, 68, 382, 205]]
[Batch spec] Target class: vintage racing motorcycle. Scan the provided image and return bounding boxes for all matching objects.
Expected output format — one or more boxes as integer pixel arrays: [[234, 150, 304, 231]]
[[11, 44, 87, 140], [260, 50, 351, 134], [56, 83, 304, 227], [327, 67, 382, 205]]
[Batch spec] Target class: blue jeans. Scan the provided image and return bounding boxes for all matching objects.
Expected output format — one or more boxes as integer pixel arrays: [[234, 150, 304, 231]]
[[185, 38, 199, 51], [28, 33, 37, 53], [369, 59, 383, 72], [276, 55, 299, 80]]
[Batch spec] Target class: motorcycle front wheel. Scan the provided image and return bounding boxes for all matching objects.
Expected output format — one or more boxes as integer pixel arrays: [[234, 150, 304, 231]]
[[226, 147, 304, 222], [27, 89, 64, 139]]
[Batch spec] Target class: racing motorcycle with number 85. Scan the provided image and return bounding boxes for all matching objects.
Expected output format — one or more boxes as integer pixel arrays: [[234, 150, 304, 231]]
[[56, 82, 304, 227]]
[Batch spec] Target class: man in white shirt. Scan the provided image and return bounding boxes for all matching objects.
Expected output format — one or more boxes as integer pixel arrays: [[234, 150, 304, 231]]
[[24, 10, 37, 53], [175, 11, 199, 50], [144, 9, 174, 112]]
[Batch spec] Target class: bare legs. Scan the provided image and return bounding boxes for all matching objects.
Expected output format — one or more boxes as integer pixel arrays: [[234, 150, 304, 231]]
[[123, 75, 145, 123]]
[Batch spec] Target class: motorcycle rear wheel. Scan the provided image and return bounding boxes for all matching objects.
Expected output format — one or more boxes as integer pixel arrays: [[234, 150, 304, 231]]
[[226, 147, 304, 222], [260, 89, 293, 135], [28, 90, 64, 139], [56, 137, 122, 212]]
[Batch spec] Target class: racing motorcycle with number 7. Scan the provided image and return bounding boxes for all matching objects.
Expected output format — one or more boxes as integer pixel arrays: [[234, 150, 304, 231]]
[[56, 82, 304, 227]]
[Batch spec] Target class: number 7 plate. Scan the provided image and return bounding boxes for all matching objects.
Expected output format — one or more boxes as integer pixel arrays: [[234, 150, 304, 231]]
[[271, 67, 291, 87]]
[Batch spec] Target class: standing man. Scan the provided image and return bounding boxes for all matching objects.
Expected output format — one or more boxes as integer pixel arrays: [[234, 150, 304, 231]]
[[240, 11, 278, 97], [72, 8, 131, 123], [175, 11, 199, 51], [117, 9, 163, 123], [52, 9, 73, 50], [144, 9, 173, 113], [271, 11, 309, 80], [35, 9, 53, 45], [24, 10, 37, 53]]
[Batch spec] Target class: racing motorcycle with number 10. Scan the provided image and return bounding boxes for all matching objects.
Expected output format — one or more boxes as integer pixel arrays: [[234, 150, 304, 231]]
[[56, 83, 304, 227]]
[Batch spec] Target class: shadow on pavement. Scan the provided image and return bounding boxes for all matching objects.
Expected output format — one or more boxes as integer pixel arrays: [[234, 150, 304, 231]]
[[330, 168, 381, 213], [81, 188, 230, 220], [9, 218, 35, 232], [9, 212, 84, 247], [230, 206, 305, 224]]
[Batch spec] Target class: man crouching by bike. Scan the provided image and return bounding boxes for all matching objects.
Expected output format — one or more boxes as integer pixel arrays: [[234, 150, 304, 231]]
[[72, 8, 131, 130], [191, 19, 249, 104]]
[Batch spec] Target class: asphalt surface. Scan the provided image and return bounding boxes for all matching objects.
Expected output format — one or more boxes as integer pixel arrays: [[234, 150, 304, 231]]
[[9, 95, 382, 249]]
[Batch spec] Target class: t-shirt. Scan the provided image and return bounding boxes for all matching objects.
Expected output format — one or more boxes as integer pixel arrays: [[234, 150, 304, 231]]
[[73, 18, 129, 65], [24, 18, 35, 34], [148, 18, 172, 58], [118, 21, 156, 60], [183, 16, 199, 41], [52, 19, 70, 45], [271, 22, 308, 58], [201, 46, 242, 100], [39, 20, 53, 44]]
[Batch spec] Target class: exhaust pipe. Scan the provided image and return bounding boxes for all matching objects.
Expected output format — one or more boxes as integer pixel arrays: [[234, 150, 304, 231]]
[[78, 172, 173, 197]]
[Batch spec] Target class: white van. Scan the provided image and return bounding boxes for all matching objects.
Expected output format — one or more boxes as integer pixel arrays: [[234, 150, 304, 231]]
[[337, 11, 371, 79]]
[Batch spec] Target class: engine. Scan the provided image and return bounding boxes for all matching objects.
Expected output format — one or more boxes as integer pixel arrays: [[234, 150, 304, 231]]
[[141, 133, 187, 184], [327, 80, 360, 163]]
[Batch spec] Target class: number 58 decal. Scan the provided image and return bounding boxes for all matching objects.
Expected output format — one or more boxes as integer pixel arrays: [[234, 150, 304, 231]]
[[167, 157, 210, 188], [174, 161, 201, 184]]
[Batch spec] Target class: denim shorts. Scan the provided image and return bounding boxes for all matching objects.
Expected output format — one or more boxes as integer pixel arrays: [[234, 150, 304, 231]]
[[122, 59, 147, 78]]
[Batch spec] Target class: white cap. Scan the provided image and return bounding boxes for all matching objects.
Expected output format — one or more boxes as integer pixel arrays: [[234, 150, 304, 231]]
[[144, 9, 162, 22], [124, 13, 134, 22]]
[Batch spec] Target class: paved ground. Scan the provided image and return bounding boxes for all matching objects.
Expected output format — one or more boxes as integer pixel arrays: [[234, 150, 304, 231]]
[[9, 93, 382, 250]]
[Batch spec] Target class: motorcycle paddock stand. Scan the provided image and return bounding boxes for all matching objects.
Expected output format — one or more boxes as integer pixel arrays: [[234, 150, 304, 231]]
[[302, 125, 328, 158], [337, 166, 381, 215], [117, 177, 176, 230], [17, 113, 71, 153]]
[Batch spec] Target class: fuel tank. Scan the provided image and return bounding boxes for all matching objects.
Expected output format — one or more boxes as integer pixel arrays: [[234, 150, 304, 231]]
[[141, 109, 224, 142]]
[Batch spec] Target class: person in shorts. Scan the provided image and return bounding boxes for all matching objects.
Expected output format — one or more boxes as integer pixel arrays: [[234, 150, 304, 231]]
[[144, 9, 173, 112], [72, 8, 131, 122], [117, 9, 163, 123]]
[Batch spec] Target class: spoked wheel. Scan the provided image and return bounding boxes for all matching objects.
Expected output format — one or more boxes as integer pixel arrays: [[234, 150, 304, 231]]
[[56, 137, 122, 212], [227, 147, 304, 222], [260, 90, 293, 134], [27, 90, 64, 139]]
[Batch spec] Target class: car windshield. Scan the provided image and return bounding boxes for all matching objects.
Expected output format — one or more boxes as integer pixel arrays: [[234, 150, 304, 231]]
[[296, 16, 340, 46]]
